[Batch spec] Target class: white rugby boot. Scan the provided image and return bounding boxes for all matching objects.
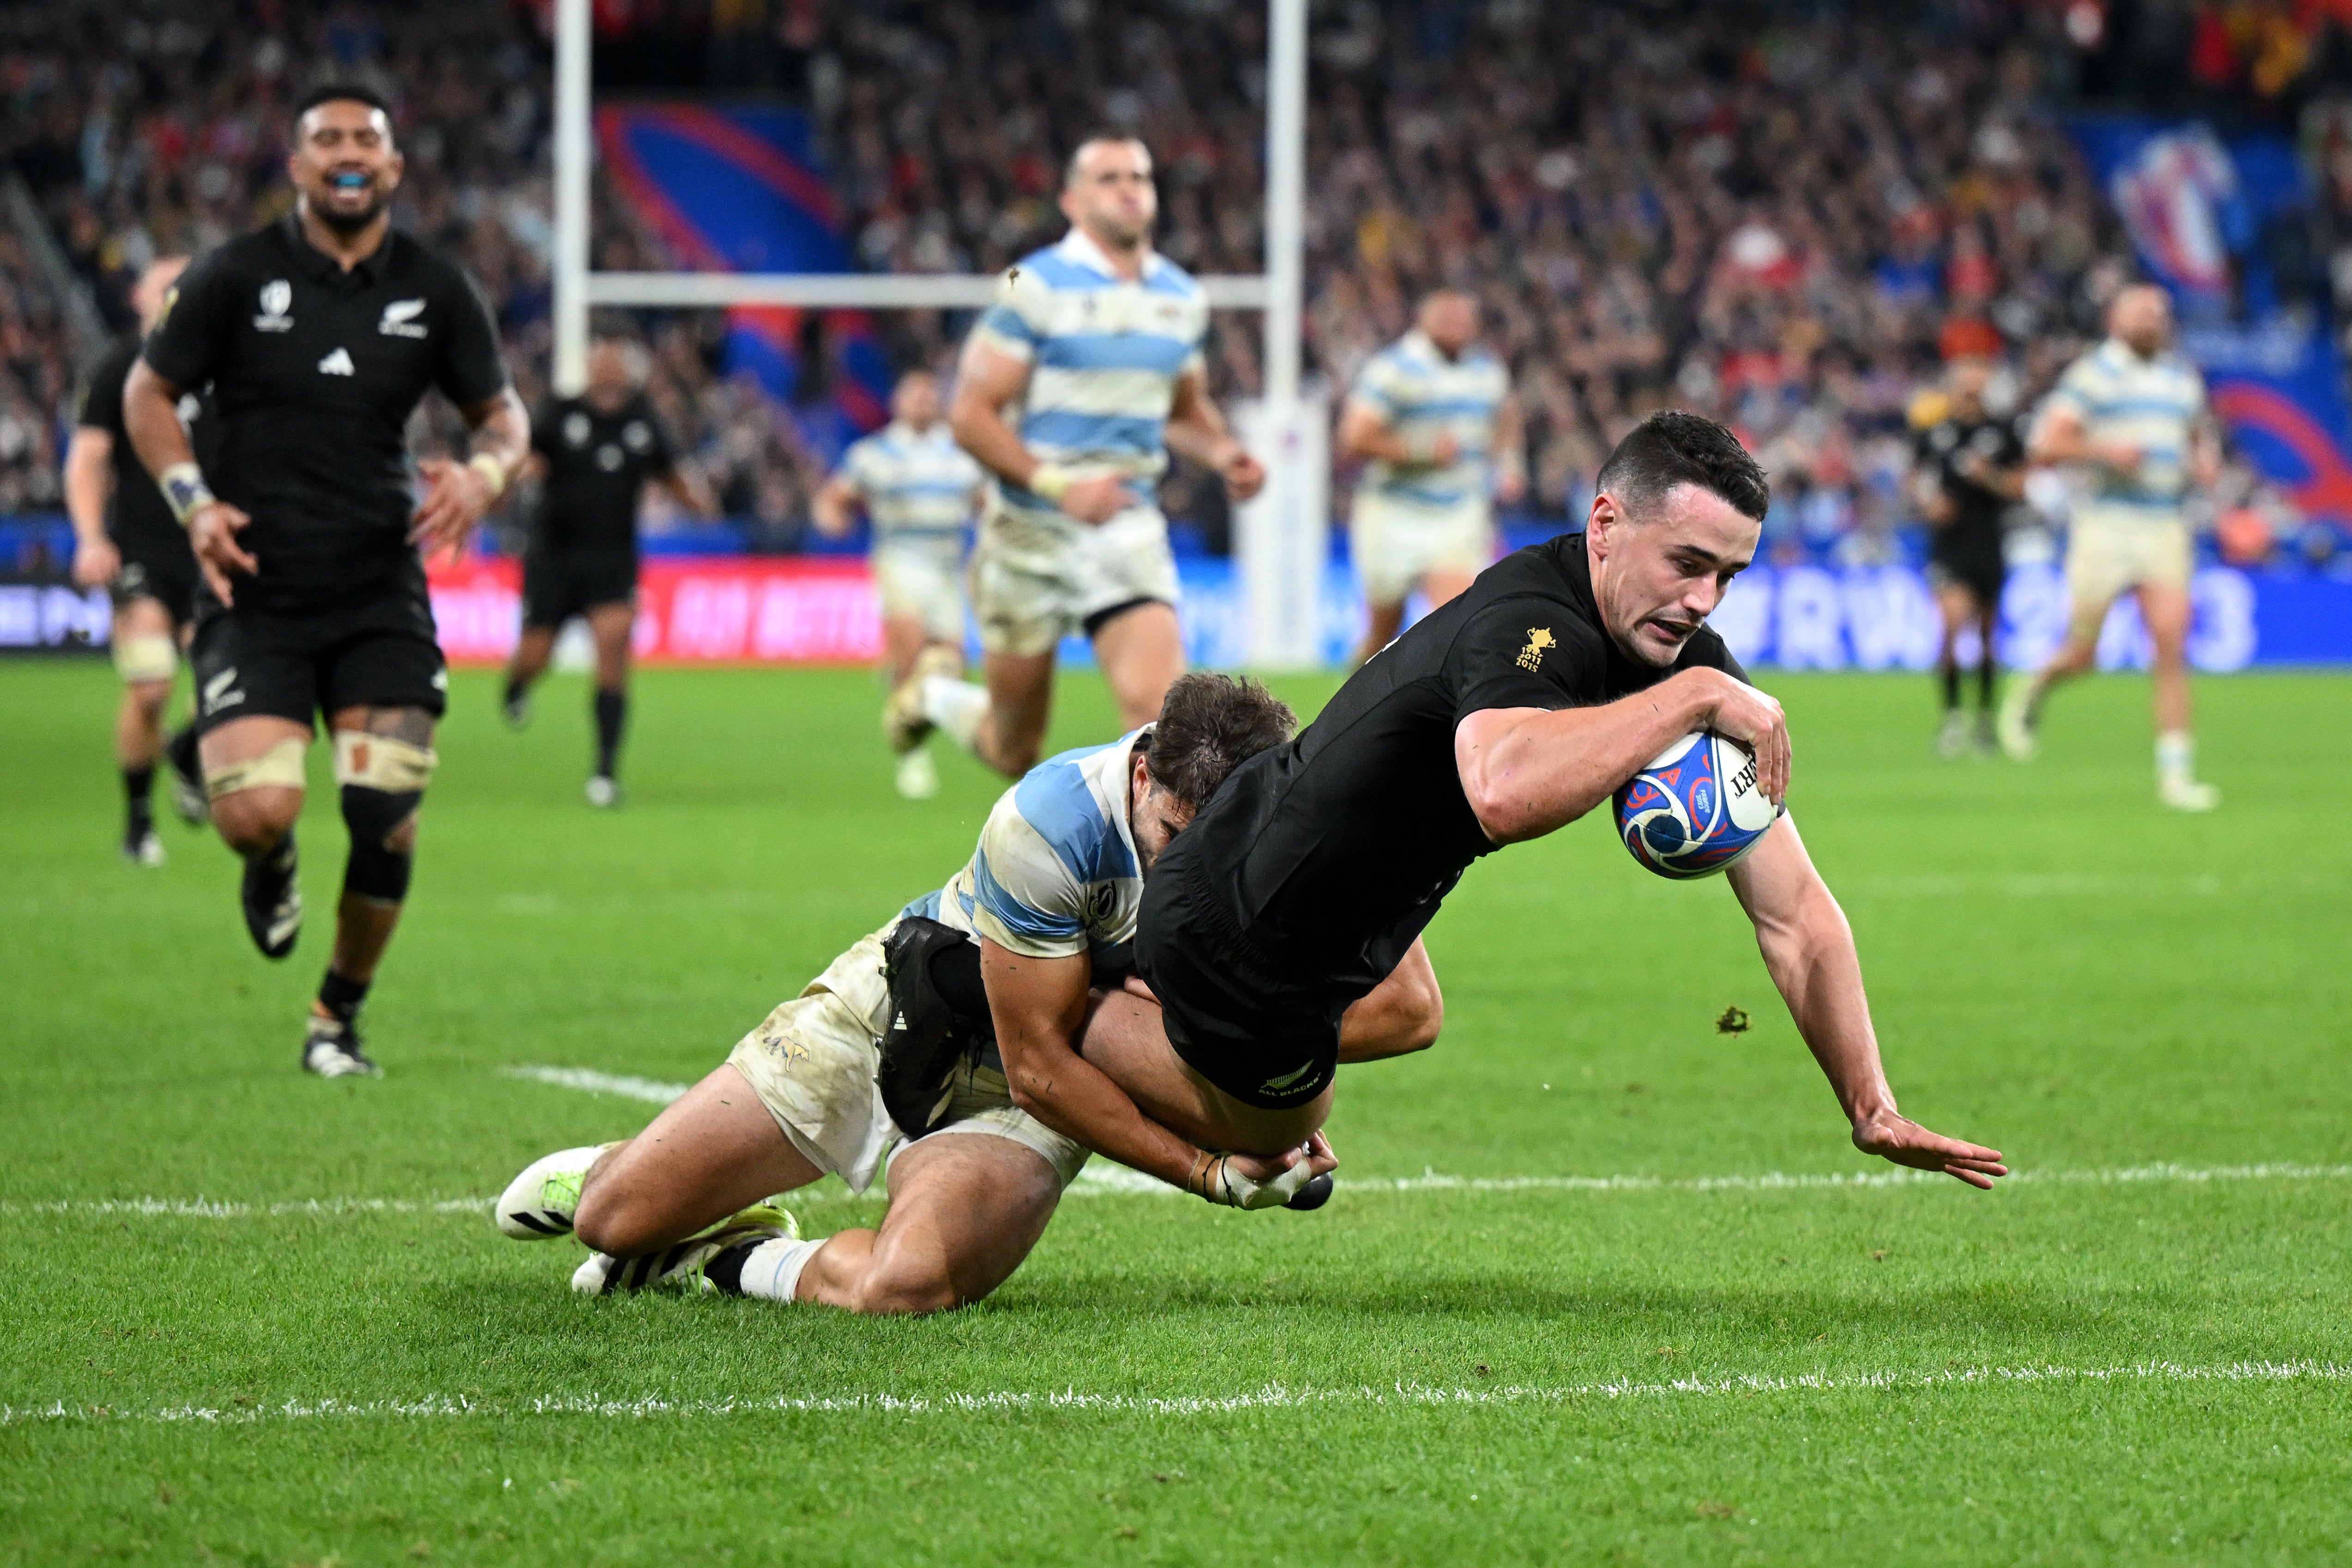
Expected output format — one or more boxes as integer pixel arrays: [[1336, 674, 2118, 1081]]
[[494, 1144, 615, 1240], [2158, 775, 2220, 812], [1995, 681, 2040, 762], [895, 747, 941, 799]]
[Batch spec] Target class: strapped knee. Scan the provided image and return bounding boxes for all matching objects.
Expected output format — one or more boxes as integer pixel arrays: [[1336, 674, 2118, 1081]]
[[112, 635, 178, 685], [335, 733, 435, 904], [205, 737, 308, 800]]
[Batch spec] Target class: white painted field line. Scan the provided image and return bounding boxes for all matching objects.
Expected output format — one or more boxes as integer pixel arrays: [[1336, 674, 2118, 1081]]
[[7, 1160, 2348, 1222], [499, 1064, 687, 1104], [7, 1358, 2347, 1428]]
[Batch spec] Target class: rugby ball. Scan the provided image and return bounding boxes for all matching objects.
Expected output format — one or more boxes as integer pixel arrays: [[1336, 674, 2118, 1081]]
[[1613, 731, 1784, 879]]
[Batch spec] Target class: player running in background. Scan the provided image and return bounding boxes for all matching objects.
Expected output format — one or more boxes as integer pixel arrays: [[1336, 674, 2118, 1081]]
[[1912, 355, 2025, 757], [895, 135, 1266, 779], [64, 254, 211, 864], [122, 85, 527, 1077], [994, 413, 2005, 1199], [812, 369, 985, 800], [1999, 285, 2223, 810], [500, 333, 714, 808], [489, 674, 1424, 1311], [1338, 291, 1524, 669]]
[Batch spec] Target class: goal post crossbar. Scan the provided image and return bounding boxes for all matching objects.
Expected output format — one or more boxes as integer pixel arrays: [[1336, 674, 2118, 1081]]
[[580, 272, 1272, 312]]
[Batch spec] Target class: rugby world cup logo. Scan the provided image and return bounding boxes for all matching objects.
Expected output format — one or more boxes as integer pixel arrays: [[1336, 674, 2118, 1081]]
[[254, 279, 294, 331]]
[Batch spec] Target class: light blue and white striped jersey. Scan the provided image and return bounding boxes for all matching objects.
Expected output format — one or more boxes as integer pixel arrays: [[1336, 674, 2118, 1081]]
[[2042, 339, 2207, 520], [967, 230, 1209, 534], [1349, 328, 1512, 512], [839, 420, 982, 554], [902, 730, 1147, 966]]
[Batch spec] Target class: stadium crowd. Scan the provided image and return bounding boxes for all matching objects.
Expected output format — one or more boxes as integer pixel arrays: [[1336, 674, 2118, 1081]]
[[6, 0, 2352, 569]]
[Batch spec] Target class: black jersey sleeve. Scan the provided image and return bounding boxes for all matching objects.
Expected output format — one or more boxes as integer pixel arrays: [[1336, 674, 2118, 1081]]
[[1445, 596, 1607, 722], [432, 266, 511, 409], [529, 397, 561, 460], [76, 342, 133, 435], [140, 250, 236, 391]]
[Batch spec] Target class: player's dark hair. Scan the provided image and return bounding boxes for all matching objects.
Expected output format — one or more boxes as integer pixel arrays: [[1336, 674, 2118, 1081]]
[[1595, 410, 1770, 523], [292, 83, 395, 143], [1145, 674, 1295, 811], [1064, 133, 1151, 188]]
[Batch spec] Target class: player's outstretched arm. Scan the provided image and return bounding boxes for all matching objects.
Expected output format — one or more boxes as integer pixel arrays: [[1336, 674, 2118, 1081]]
[[1456, 668, 1788, 846], [1725, 816, 2007, 1190], [810, 473, 860, 538]]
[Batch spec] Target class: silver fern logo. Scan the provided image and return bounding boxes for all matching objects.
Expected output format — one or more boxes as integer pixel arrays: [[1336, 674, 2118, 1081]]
[[377, 297, 428, 339]]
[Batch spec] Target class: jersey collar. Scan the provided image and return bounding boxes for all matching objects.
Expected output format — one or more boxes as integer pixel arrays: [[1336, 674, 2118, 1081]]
[[1054, 226, 1164, 286], [280, 211, 393, 285]]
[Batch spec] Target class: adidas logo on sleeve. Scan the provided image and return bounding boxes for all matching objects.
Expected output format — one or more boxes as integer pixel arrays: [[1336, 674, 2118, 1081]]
[[318, 348, 355, 376]]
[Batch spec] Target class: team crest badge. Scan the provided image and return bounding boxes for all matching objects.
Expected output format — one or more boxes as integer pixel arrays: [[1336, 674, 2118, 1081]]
[[1517, 627, 1555, 672]]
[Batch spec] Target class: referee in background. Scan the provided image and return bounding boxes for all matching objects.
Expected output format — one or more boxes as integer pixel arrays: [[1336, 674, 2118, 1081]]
[[123, 84, 528, 1078], [500, 332, 714, 807]]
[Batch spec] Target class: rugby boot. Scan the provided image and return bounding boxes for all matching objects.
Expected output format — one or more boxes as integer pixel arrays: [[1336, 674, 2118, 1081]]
[[571, 1205, 799, 1296], [2158, 775, 2220, 812], [584, 774, 621, 809], [895, 747, 940, 800], [240, 832, 302, 959], [300, 1013, 381, 1078], [123, 827, 166, 867], [1935, 710, 1968, 760], [882, 645, 961, 756], [494, 1144, 615, 1239], [1995, 682, 2039, 762]]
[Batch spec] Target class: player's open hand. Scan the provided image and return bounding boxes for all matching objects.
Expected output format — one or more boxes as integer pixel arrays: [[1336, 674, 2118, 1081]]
[[187, 500, 257, 605], [1697, 669, 1791, 805], [1221, 447, 1266, 503], [410, 456, 496, 559], [71, 536, 121, 589], [1059, 472, 1140, 526], [1851, 1108, 2007, 1190]]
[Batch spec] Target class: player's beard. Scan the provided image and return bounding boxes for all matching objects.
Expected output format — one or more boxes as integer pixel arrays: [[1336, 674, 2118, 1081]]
[[311, 184, 389, 235]]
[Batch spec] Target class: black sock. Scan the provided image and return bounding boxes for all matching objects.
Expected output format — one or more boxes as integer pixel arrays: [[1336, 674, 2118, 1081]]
[[1977, 658, 1997, 711], [701, 1240, 757, 1296], [1939, 664, 1960, 712], [123, 765, 155, 835], [317, 968, 371, 1028], [165, 726, 201, 785], [593, 688, 626, 779]]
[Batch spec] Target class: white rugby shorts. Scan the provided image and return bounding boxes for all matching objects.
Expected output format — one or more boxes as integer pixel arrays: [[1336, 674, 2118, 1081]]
[[724, 922, 1089, 1193], [1350, 491, 1495, 605]]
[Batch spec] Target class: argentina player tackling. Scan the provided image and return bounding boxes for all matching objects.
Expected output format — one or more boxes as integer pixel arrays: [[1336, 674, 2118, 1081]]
[[490, 675, 1433, 1311], [890, 135, 1265, 779]]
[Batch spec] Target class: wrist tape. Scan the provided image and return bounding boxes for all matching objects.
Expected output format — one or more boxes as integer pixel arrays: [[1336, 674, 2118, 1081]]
[[1027, 462, 1076, 503], [467, 452, 509, 498], [159, 463, 216, 527]]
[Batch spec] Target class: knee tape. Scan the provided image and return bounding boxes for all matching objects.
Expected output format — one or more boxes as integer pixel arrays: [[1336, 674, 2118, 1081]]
[[205, 737, 308, 800], [332, 732, 438, 792], [112, 635, 178, 685], [340, 785, 420, 903]]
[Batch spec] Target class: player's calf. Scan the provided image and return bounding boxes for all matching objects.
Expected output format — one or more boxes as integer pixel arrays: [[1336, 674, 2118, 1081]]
[[335, 727, 433, 907]]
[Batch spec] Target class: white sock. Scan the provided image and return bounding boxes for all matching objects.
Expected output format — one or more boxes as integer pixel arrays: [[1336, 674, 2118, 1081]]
[[733, 1236, 822, 1303], [920, 677, 990, 753], [2156, 730, 2194, 782]]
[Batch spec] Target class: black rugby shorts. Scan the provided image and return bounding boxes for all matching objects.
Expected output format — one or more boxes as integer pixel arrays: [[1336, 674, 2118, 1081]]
[[190, 585, 446, 736]]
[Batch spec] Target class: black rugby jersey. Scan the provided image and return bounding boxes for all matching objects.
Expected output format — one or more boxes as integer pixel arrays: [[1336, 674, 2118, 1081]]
[[142, 214, 510, 613], [1915, 413, 2024, 560], [530, 391, 677, 557], [1185, 532, 1747, 972], [77, 335, 205, 562]]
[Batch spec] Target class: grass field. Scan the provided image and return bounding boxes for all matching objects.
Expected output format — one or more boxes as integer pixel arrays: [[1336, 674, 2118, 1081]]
[[3, 656, 2349, 1566]]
